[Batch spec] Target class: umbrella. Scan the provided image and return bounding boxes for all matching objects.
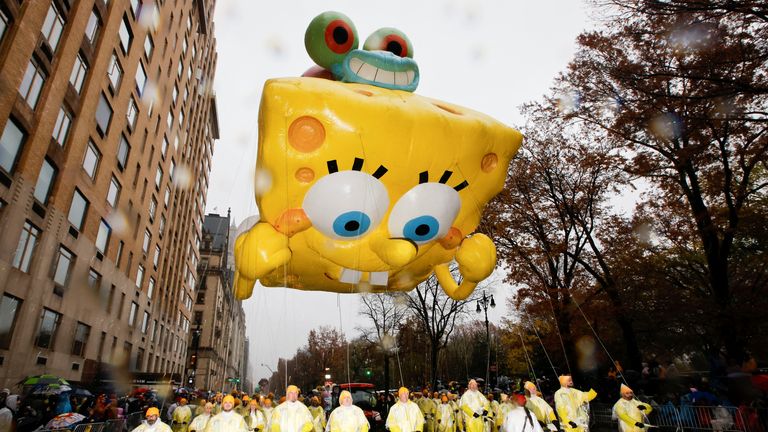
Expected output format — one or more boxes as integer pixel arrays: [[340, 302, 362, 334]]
[[32, 384, 72, 395], [21, 374, 70, 386], [72, 388, 93, 397], [46, 413, 86, 429]]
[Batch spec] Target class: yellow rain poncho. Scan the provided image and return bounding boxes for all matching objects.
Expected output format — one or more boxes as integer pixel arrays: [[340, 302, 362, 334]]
[[271, 400, 313, 432], [386, 390, 425, 432], [308, 405, 326, 432], [204, 411, 248, 432], [328, 395, 369, 432], [416, 394, 439, 432], [460, 390, 490, 432], [173, 404, 193, 432], [554, 377, 597, 432], [438, 401, 456, 432], [612, 385, 652, 432]]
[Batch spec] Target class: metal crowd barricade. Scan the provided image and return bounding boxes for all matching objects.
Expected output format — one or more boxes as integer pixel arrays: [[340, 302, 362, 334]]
[[590, 403, 754, 432], [73, 423, 107, 432], [127, 412, 145, 430], [105, 418, 127, 432]]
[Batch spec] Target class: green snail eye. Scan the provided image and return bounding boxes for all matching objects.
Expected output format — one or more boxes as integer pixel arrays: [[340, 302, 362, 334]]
[[305, 11, 359, 70], [363, 28, 414, 59]]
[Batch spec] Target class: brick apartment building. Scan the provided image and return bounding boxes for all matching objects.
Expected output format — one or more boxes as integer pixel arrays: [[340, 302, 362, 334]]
[[0, 0, 219, 389]]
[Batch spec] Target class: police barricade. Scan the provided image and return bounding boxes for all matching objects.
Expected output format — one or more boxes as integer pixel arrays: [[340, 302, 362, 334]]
[[591, 403, 751, 432]]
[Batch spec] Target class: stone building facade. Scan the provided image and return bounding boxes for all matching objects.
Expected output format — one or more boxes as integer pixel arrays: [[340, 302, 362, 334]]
[[0, 0, 219, 389]]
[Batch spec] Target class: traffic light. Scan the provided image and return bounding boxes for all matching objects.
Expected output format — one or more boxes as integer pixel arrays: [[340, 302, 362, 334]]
[[189, 354, 197, 369], [365, 369, 372, 377]]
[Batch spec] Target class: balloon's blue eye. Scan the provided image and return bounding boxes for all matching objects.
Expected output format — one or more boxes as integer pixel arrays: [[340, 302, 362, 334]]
[[403, 215, 440, 242], [333, 211, 372, 237]]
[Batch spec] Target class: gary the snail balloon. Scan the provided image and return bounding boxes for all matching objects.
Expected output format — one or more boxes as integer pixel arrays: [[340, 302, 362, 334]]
[[233, 11, 522, 300]]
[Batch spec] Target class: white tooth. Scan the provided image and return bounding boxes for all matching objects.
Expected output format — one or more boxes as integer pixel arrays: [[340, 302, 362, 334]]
[[348, 57, 364, 73], [340, 268, 363, 284], [406, 70, 415, 84], [375, 69, 395, 85], [394, 72, 408, 86], [370, 271, 388, 286], [357, 63, 378, 81]]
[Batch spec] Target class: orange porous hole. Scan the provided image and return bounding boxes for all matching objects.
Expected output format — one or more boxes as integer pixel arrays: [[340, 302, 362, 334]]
[[295, 167, 315, 183], [288, 116, 325, 152], [481, 153, 498, 173]]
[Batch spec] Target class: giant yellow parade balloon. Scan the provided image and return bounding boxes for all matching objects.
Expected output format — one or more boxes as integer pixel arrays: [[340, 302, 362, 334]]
[[233, 11, 523, 300]]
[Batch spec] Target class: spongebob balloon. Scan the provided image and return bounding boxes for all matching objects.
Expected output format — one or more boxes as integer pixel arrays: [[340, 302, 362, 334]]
[[233, 11, 523, 301]]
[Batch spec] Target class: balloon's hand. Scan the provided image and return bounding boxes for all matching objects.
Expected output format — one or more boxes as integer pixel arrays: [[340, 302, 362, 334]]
[[435, 234, 496, 300], [234, 222, 292, 300]]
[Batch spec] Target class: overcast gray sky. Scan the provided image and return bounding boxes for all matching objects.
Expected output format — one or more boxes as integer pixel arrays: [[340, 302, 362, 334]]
[[206, 0, 591, 384]]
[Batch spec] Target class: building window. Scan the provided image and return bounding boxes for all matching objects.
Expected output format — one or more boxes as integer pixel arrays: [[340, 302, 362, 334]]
[[0, 295, 22, 350], [95, 93, 112, 135], [96, 219, 110, 253], [67, 189, 88, 230], [107, 176, 120, 207], [69, 54, 88, 93], [115, 241, 124, 267], [172, 85, 178, 105], [126, 97, 138, 130], [52, 107, 72, 146], [41, 2, 64, 52], [144, 35, 153, 59], [164, 186, 170, 206], [130, 0, 140, 16], [159, 215, 166, 236], [19, 60, 46, 109], [0, 9, 9, 43], [161, 136, 168, 158], [107, 53, 122, 91], [52, 246, 74, 288], [84, 10, 99, 44], [169, 160, 175, 182], [141, 311, 149, 334], [148, 277, 155, 299], [128, 301, 138, 326], [142, 229, 151, 253], [153, 245, 160, 268], [136, 264, 144, 288], [155, 166, 163, 189], [178, 111, 184, 128], [35, 308, 62, 349], [136, 347, 144, 371], [88, 268, 101, 289], [135, 62, 147, 96], [33, 158, 57, 204], [72, 322, 91, 356], [151, 319, 158, 341], [118, 16, 132, 54], [82, 141, 101, 179], [149, 197, 157, 221], [166, 111, 173, 130], [12, 221, 41, 273], [117, 135, 130, 171], [0, 119, 25, 173]]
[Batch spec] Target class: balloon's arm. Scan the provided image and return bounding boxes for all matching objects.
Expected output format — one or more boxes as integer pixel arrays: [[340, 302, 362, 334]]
[[234, 222, 292, 300], [436, 234, 497, 300]]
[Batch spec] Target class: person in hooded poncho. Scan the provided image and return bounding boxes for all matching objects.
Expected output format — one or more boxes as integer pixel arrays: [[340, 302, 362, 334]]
[[437, 394, 456, 432], [386, 388, 424, 432], [205, 396, 248, 432], [327, 391, 368, 432], [244, 399, 267, 432], [523, 382, 557, 432], [190, 403, 214, 432], [271, 386, 313, 432], [460, 380, 490, 432], [612, 385, 652, 432], [502, 395, 542, 432], [133, 407, 174, 432], [554, 376, 597, 432]]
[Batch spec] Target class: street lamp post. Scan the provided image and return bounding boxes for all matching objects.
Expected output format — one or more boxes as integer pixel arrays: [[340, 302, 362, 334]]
[[476, 290, 495, 391]]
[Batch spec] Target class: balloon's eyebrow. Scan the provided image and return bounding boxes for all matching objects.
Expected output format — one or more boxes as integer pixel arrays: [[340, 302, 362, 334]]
[[327, 160, 339, 174]]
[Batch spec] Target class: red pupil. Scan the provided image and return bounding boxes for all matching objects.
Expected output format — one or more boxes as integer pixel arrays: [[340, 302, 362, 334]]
[[386, 40, 403, 56]]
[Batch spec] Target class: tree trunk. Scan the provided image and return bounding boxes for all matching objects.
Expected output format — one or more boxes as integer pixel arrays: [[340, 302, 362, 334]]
[[603, 286, 643, 371], [430, 342, 439, 391]]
